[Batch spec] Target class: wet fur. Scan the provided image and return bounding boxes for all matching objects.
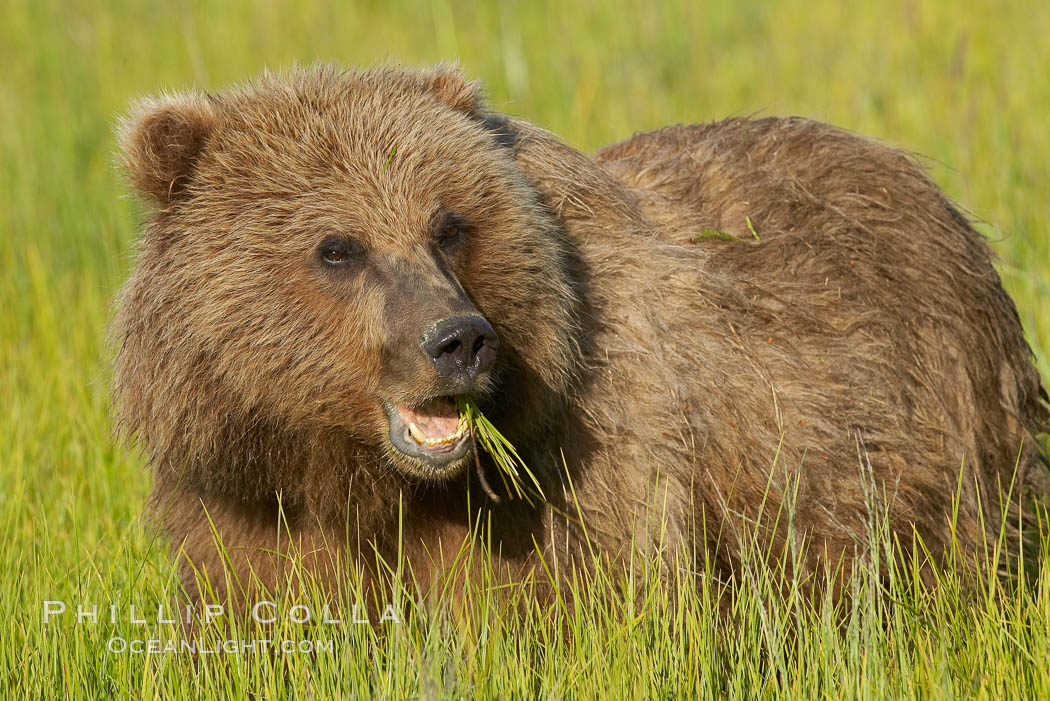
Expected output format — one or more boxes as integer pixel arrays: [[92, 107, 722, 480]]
[[113, 64, 1048, 608]]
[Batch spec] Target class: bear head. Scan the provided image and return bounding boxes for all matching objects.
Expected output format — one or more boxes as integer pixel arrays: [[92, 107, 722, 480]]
[[113, 65, 581, 499]]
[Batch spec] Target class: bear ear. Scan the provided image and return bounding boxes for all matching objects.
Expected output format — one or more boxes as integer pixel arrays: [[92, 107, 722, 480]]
[[419, 65, 518, 149], [420, 64, 483, 115], [117, 92, 217, 205]]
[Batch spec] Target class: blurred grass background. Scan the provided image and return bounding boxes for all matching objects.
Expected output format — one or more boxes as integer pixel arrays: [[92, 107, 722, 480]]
[[1, 0, 1048, 696]]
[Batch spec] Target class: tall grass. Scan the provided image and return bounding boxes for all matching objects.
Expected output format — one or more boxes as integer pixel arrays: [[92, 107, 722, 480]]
[[12, 458, 1050, 697], [2, 0, 1048, 696]]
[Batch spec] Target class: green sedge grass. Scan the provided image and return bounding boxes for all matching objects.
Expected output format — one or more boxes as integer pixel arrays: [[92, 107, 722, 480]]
[[457, 396, 545, 502]]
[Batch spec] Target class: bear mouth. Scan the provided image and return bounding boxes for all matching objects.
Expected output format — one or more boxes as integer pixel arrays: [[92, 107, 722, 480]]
[[383, 396, 474, 478]]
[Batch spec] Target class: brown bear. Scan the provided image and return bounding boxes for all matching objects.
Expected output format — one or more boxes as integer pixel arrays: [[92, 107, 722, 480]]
[[113, 64, 1048, 612]]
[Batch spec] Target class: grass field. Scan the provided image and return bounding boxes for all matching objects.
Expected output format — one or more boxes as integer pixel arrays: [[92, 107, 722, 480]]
[[3, 0, 1049, 697]]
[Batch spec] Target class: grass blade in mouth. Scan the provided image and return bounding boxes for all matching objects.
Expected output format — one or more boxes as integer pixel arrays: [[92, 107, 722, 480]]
[[457, 396, 545, 502]]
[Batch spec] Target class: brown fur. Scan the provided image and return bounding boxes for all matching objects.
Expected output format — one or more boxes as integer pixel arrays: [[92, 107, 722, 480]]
[[113, 64, 1048, 610]]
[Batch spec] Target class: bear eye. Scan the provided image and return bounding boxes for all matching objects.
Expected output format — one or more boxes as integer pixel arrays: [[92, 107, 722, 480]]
[[437, 224, 464, 248], [317, 236, 360, 267], [433, 211, 468, 250]]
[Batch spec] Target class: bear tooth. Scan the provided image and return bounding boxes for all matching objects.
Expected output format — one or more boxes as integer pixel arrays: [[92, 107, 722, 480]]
[[408, 422, 427, 445], [414, 425, 467, 449]]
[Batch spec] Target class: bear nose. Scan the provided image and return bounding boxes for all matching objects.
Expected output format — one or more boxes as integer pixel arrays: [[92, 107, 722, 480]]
[[421, 316, 499, 384]]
